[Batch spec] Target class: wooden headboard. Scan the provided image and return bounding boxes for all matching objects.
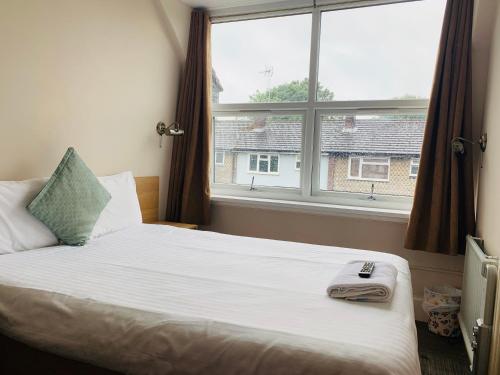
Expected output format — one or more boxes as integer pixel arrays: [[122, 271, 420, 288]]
[[134, 176, 159, 223]]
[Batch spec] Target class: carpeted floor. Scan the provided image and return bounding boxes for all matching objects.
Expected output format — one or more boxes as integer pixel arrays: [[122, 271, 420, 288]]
[[417, 321, 470, 375]]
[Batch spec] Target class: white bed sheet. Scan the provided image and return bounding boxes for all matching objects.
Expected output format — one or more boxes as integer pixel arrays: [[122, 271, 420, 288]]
[[0, 224, 420, 375]]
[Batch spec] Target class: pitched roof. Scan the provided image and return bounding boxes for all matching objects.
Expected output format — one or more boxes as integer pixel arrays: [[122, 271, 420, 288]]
[[215, 117, 424, 156]]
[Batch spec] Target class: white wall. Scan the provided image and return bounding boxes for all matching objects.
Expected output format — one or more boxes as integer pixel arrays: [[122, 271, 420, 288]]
[[232, 153, 329, 189], [0, 0, 191, 216], [235, 153, 300, 187]]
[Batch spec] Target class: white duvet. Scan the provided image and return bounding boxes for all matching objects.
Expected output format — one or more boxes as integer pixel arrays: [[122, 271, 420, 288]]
[[0, 224, 420, 375]]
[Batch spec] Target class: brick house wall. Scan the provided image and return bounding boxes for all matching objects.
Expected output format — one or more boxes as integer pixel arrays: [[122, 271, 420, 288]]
[[328, 156, 417, 197], [327, 156, 336, 190]]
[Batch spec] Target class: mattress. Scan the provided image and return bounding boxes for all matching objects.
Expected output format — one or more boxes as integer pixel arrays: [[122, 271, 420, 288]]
[[0, 224, 420, 375]]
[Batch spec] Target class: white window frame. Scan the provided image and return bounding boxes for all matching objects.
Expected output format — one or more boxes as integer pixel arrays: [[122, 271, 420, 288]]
[[215, 151, 225, 166], [295, 154, 301, 171], [248, 153, 280, 174], [348, 156, 390, 182], [409, 157, 420, 178], [210, 1, 434, 213]]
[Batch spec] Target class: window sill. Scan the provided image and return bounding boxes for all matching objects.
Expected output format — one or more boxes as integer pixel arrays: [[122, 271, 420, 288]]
[[211, 194, 410, 223], [347, 177, 390, 182], [247, 172, 280, 175]]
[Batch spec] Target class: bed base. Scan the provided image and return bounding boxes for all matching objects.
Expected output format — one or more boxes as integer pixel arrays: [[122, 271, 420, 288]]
[[0, 334, 118, 375]]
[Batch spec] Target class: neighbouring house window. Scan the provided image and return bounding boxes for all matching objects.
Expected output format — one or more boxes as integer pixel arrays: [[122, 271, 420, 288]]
[[409, 158, 420, 178], [249, 154, 279, 174], [210, 0, 446, 209], [215, 151, 225, 165], [348, 157, 390, 181]]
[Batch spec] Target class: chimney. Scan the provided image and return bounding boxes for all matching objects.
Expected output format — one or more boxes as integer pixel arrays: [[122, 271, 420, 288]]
[[250, 116, 267, 133], [342, 115, 356, 133]]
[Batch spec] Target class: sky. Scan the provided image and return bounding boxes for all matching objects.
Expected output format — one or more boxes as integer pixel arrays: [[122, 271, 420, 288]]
[[211, 0, 447, 103]]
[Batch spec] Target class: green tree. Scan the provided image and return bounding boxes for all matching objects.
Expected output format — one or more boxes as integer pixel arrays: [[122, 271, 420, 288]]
[[250, 78, 334, 102]]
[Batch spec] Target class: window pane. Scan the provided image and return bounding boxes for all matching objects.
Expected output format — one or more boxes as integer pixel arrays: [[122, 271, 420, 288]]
[[270, 155, 279, 172], [317, 0, 446, 101], [410, 159, 420, 177], [259, 157, 269, 172], [361, 164, 389, 180], [213, 114, 303, 188], [319, 112, 425, 196], [349, 158, 360, 177], [249, 154, 258, 171], [215, 152, 224, 164], [211, 14, 312, 104]]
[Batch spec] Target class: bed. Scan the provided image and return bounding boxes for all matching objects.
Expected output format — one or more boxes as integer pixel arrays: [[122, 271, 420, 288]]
[[0, 177, 420, 375]]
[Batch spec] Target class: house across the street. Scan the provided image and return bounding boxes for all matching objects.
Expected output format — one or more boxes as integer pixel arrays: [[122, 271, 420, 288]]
[[213, 114, 424, 197]]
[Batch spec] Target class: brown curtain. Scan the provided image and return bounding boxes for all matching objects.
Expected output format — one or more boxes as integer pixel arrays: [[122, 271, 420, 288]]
[[166, 9, 211, 225], [405, 0, 475, 255]]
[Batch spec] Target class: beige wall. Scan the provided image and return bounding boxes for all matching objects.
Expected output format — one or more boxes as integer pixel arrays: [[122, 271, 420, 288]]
[[0, 0, 191, 217], [214, 151, 234, 184], [476, 0, 500, 261], [475, 0, 500, 372]]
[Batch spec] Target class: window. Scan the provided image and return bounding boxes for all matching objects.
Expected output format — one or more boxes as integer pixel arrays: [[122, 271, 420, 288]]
[[211, 0, 446, 211], [410, 158, 420, 178], [215, 151, 225, 165], [295, 155, 301, 170], [211, 14, 312, 104], [319, 112, 424, 196], [317, 2, 445, 101], [249, 154, 280, 174], [348, 157, 390, 181]]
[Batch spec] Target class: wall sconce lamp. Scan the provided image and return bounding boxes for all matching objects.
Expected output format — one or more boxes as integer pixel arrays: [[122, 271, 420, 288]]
[[156, 121, 184, 147], [451, 133, 487, 155]]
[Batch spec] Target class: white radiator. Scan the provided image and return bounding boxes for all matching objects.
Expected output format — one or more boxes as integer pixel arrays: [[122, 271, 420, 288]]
[[458, 235, 498, 375]]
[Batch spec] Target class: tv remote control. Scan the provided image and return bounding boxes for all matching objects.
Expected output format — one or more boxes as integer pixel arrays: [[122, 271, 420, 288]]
[[358, 262, 375, 278]]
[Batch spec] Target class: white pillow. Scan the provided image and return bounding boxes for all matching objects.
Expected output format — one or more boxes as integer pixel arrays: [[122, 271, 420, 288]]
[[0, 171, 142, 253], [92, 171, 143, 239], [0, 178, 58, 254]]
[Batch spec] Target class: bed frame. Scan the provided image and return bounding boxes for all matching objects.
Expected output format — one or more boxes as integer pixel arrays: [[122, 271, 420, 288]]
[[134, 176, 160, 223], [0, 176, 160, 374]]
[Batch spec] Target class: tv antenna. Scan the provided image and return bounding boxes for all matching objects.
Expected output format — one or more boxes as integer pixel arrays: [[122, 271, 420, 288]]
[[259, 65, 274, 101]]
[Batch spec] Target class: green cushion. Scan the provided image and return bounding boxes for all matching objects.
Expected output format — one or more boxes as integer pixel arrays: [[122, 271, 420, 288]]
[[27, 147, 111, 246]]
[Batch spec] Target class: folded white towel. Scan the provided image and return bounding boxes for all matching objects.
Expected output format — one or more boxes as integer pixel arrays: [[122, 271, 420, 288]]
[[327, 261, 398, 302]]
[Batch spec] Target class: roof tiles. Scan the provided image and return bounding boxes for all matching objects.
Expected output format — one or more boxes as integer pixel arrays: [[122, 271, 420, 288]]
[[215, 117, 424, 156]]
